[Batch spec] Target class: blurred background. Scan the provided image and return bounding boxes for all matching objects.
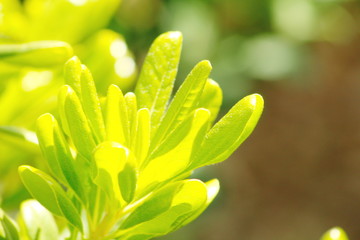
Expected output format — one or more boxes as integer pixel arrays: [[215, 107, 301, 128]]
[[2, 0, 360, 239]]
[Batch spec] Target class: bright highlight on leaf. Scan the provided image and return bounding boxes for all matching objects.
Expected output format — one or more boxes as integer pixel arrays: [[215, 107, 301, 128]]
[[17, 32, 264, 240]]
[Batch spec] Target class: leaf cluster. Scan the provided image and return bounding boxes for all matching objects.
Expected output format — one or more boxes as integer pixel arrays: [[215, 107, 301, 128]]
[[2, 31, 264, 240]]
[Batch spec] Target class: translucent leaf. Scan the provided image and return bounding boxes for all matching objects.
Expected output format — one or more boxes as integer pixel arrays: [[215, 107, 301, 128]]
[[151, 60, 212, 150], [321, 227, 349, 240], [120, 182, 183, 229], [197, 79, 223, 125], [135, 31, 183, 132], [125, 92, 137, 138], [36, 113, 85, 200], [19, 166, 62, 216], [80, 64, 106, 143], [190, 94, 264, 168], [175, 179, 220, 229], [131, 108, 150, 167], [118, 163, 137, 203], [36, 114, 67, 183], [138, 109, 210, 194], [18, 200, 59, 240], [18, 166, 83, 231], [64, 56, 82, 98], [119, 180, 208, 239], [94, 142, 129, 204], [0, 41, 73, 68], [58, 85, 96, 160], [105, 85, 129, 146]]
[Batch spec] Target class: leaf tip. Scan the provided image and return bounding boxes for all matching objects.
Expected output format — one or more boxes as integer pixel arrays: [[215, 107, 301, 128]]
[[166, 31, 183, 41], [198, 60, 212, 70], [247, 93, 264, 109]]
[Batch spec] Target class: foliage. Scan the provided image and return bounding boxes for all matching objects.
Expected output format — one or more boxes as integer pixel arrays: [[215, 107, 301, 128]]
[[0, 31, 263, 239], [0, 0, 137, 208]]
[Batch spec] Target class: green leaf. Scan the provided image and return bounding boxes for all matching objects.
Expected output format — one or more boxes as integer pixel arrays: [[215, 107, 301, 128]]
[[94, 142, 129, 204], [18, 166, 83, 231], [151, 60, 212, 150], [0, 210, 19, 240], [138, 109, 210, 195], [64, 56, 82, 98], [58, 85, 96, 160], [18, 200, 59, 240], [36, 113, 67, 183], [131, 108, 150, 167], [80, 64, 106, 143], [175, 179, 220, 229], [190, 94, 264, 168], [36, 113, 85, 200], [118, 180, 208, 239], [321, 227, 349, 240], [197, 79, 223, 125], [19, 166, 62, 216], [121, 182, 183, 229], [125, 92, 138, 138], [118, 163, 137, 203], [135, 31, 183, 133], [0, 41, 73, 68], [105, 84, 129, 146]]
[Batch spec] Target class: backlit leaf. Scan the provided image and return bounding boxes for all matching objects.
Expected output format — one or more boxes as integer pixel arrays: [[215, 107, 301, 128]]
[[138, 109, 210, 194], [191, 94, 264, 168], [197, 79, 223, 125], [80, 64, 106, 143], [94, 142, 129, 204], [151, 60, 212, 150], [105, 84, 129, 146], [135, 32, 182, 133], [58, 85, 96, 160], [18, 166, 83, 231]]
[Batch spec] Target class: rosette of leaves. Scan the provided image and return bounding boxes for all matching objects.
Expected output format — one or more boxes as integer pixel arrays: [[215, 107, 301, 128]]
[[16, 32, 263, 240]]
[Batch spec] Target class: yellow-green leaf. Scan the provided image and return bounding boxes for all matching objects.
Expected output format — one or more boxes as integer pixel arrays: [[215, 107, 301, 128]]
[[135, 31, 183, 133], [58, 85, 96, 160], [118, 163, 137, 203], [138, 109, 210, 194], [64, 56, 82, 99], [151, 60, 212, 150], [80, 64, 106, 143], [197, 79, 223, 125], [18, 166, 83, 231], [131, 108, 150, 167], [94, 142, 129, 204], [105, 84, 129, 146], [118, 180, 208, 239], [191, 94, 264, 168]]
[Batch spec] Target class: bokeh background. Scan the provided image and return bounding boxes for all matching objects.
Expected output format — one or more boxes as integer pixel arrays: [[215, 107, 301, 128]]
[[2, 0, 360, 239]]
